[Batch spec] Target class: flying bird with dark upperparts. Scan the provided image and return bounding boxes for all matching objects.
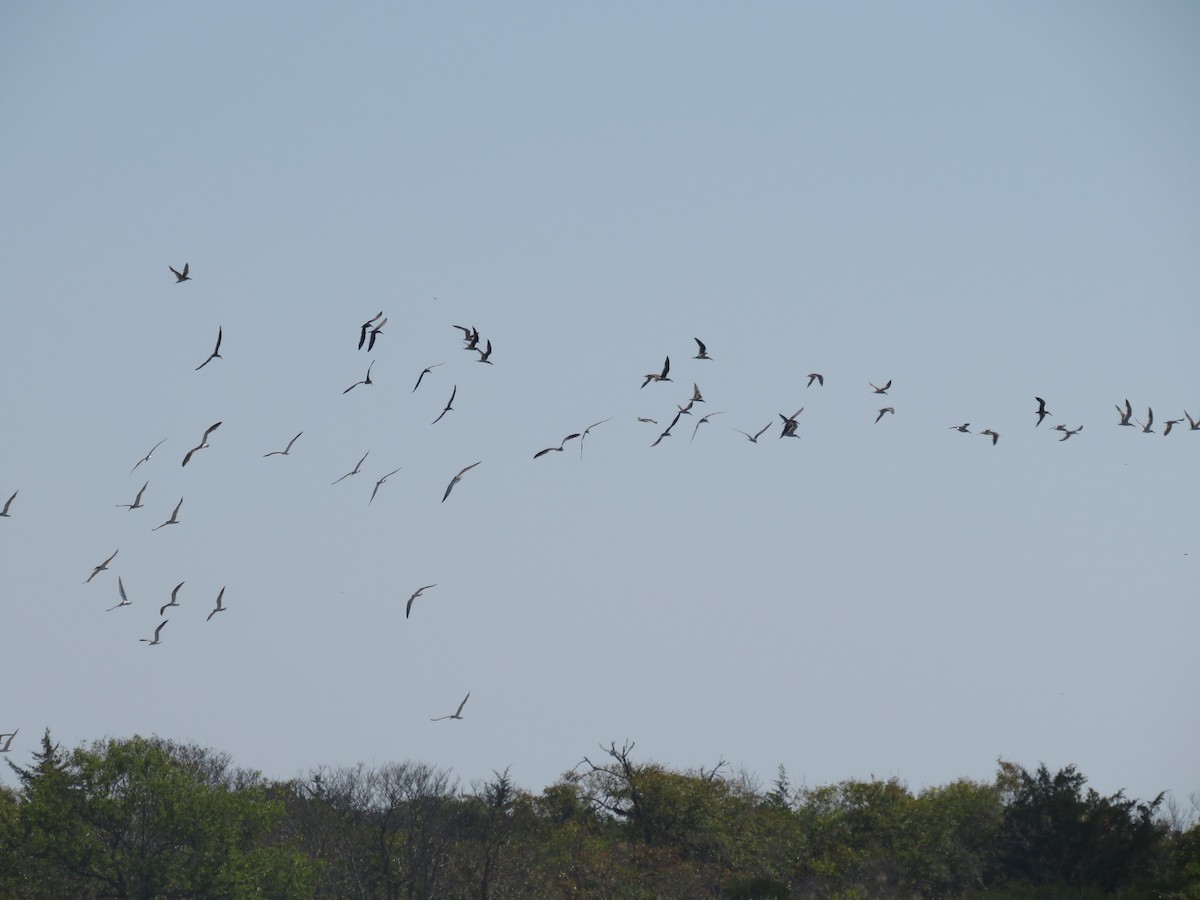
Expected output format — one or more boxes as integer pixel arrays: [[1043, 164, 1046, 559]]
[[1185, 411, 1199, 431], [0, 729, 18, 753], [950, 423, 971, 433], [691, 411, 724, 443], [637, 417, 658, 424], [405, 584, 437, 619], [106, 576, 132, 611], [1163, 417, 1184, 436], [641, 356, 671, 388], [263, 431, 303, 458], [182, 422, 221, 467], [1135, 408, 1154, 434], [332, 451, 370, 485], [206, 587, 226, 622], [431, 385, 457, 425], [980, 429, 1000, 445], [370, 467, 402, 504], [453, 325, 480, 350], [358, 311, 383, 350], [875, 407, 895, 424], [140, 620, 168, 646], [130, 438, 167, 475], [343, 360, 375, 394], [1057, 425, 1084, 441], [169, 263, 191, 283], [733, 422, 771, 443], [0, 490, 17, 517], [160, 581, 184, 616], [578, 417, 612, 459], [366, 317, 386, 352], [1034, 397, 1052, 427], [116, 481, 148, 510], [870, 379, 892, 394], [475, 339, 494, 364], [690, 383, 704, 404], [1116, 399, 1134, 426], [693, 338, 711, 360], [412, 363, 444, 393], [778, 408, 803, 439], [431, 692, 470, 721], [194, 326, 222, 370], [85, 549, 118, 584], [807, 373, 824, 388], [442, 461, 482, 502], [152, 497, 183, 531], [534, 434, 581, 459]]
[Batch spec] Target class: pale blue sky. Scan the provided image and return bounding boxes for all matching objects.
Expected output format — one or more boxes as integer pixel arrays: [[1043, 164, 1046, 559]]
[[2, 2, 1197, 804]]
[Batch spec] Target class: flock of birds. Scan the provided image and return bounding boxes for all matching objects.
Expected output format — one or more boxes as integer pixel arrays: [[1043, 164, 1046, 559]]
[[2, 262, 1196, 752]]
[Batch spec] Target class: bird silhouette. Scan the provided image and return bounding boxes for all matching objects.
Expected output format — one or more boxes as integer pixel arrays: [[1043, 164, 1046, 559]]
[[430, 692, 470, 721], [169, 263, 191, 283], [194, 326, 222, 370]]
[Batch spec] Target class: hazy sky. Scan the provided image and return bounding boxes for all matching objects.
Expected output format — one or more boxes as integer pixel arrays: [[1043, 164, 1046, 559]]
[[1, 2, 1197, 805]]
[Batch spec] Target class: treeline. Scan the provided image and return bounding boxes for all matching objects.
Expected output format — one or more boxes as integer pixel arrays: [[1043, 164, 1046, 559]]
[[2, 733, 1197, 899]]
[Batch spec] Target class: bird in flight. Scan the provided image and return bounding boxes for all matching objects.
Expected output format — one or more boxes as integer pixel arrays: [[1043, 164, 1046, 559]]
[[534, 434, 581, 459], [1034, 397, 1052, 427], [950, 423, 971, 433], [130, 438, 167, 475], [169, 263, 191, 283], [0, 490, 17, 517], [116, 481, 148, 510], [358, 312, 383, 350], [370, 467, 402, 504], [980, 429, 1000, 446], [1057, 425, 1084, 441], [454, 325, 480, 350], [578, 417, 612, 460], [1115, 399, 1135, 427], [875, 407, 895, 424], [1162, 417, 1184, 436], [160, 581, 185, 616], [332, 451, 370, 485], [85, 549, 119, 584], [0, 729, 18, 753], [870, 379, 892, 394], [641, 356, 671, 388], [732, 422, 771, 443], [1135, 408, 1154, 434], [442, 461, 482, 502], [431, 385, 457, 425], [637, 417, 658, 424], [140, 620, 168, 646], [412, 363, 444, 393], [182, 422, 221, 467], [343, 360, 375, 394], [107, 576, 132, 611], [475, 339, 494, 364], [693, 338, 711, 360], [691, 411, 724, 443], [807, 373, 824, 388], [153, 497, 184, 531], [206, 587, 226, 622], [430, 692, 470, 721], [778, 408, 803, 439], [263, 431, 303, 458], [1185, 411, 1199, 431], [194, 326, 223, 370], [366, 317, 386, 352], [405, 584, 437, 619]]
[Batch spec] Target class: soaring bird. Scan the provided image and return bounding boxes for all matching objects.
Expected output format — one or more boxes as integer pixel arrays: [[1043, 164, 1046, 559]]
[[1034, 397, 1052, 427], [1058, 425, 1084, 441], [412, 363, 444, 393], [690, 383, 705, 404], [106, 576, 132, 611], [332, 451, 370, 485], [453, 325, 480, 350], [366, 317, 386, 352], [0, 490, 17, 517], [980, 429, 1000, 445], [1186, 411, 1199, 431], [85, 549, 119, 584], [0, 730, 18, 753], [358, 312, 383, 350], [475, 339, 494, 364], [807, 373, 824, 388], [370, 467, 402, 504], [130, 438, 167, 475], [182, 422, 221, 467], [1116, 399, 1135, 426], [343, 360, 375, 394], [442, 461, 482, 502], [578, 417, 612, 460], [405, 584, 437, 619], [430, 692, 470, 721], [1135, 408, 1154, 434], [875, 407, 895, 424], [116, 481, 148, 510], [169, 263, 191, 283], [160, 581, 185, 616], [693, 338, 711, 360], [1163, 417, 1184, 436], [870, 380, 892, 394], [732, 422, 772, 443], [534, 434, 581, 459], [263, 431, 303, 458], [206, 587, 226, 622], [640, 356, 671, 388], [194, 326, 223, 370], [950, 423, 971, 433], [691, 411, 724, 443], [140, 620, 168, 646], [152, 497, 183, 531], [778, 408, 803, 438], [431, 386, 457, 425]]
